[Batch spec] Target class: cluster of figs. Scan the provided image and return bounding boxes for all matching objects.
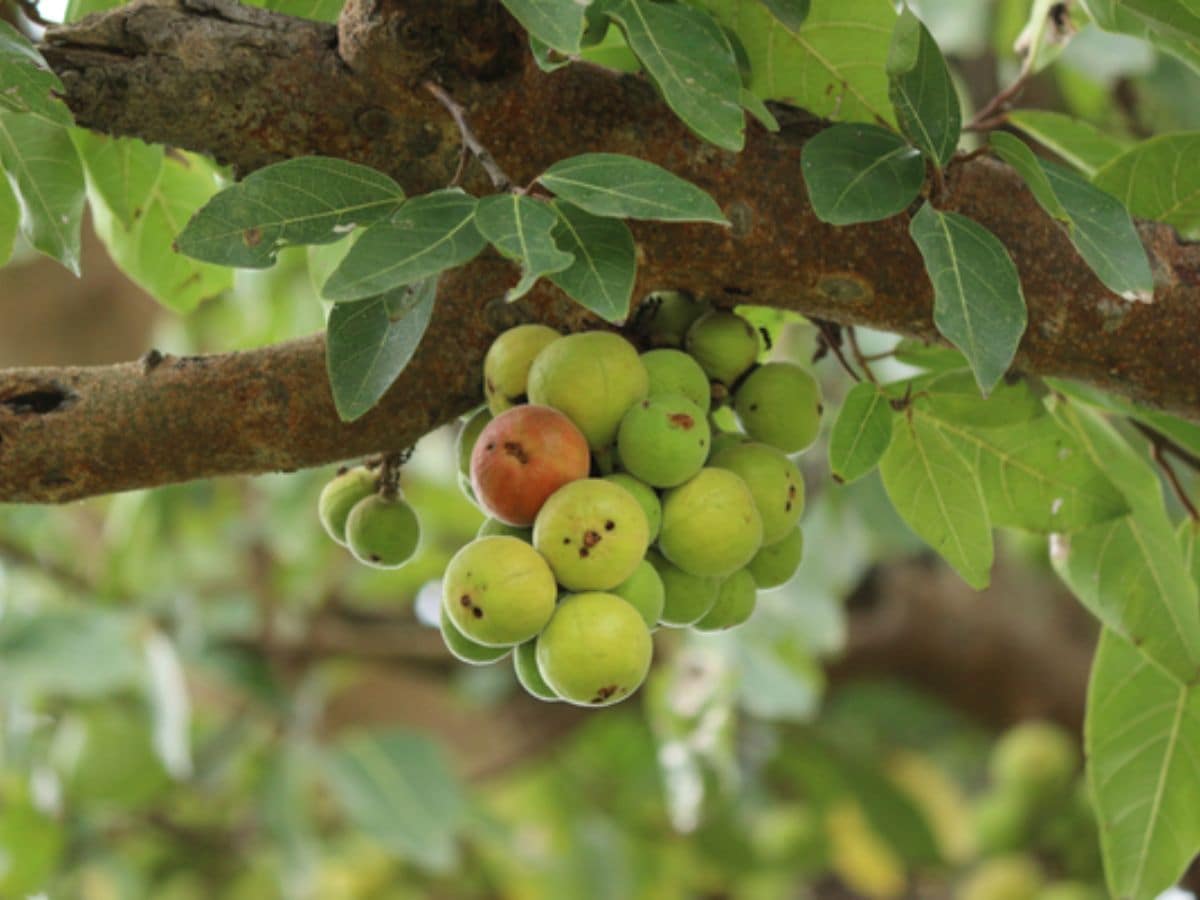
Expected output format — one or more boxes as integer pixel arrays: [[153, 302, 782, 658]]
[[440, 293, 823, 707]]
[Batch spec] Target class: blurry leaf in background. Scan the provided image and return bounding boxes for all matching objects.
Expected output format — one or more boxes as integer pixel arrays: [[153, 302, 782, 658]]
[[0, 786, 63, 897], [142, 628, 194, 780], [0, 609, 143, 698], [1093, 132, 1200, 236], [1007, 109, 1129, 175], [72, 130, 164, 231]]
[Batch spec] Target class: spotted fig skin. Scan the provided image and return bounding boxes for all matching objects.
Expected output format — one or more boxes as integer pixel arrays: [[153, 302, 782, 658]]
[[684, 311, 760, 386], [617, 393, 710, 488], [470, 404, 590, 526], [646, 549, 720, 627], [733, 362, 823, 453], [483, 324, 562, 414], [345, 494, 421, 568], [710, 442, 804, 545], [440, 606, 511, 665], [318, 466, 377, 545], [442, 536, 557, 646], [533, 479, 650, 591], [693, 569, 757, 631], [535, 592, 653, 707], [747, 526, 804, 589], [611, 560, 665, 629], [514, 639, 559, 701], [641, 348, 712, 410], [526, 331, 649, 451], [659, 468, 763, 577], [602, 473, 662, 542], [456, 407, 493, 478]]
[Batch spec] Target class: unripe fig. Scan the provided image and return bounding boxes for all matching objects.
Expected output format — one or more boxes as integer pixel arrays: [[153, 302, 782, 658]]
[[345, 494, 420, 568], [470, 405, 590, 526], [617, 393, 710, 488], [973, 788, 1034, 857], [602, 473, 662, 542], [318, 467, 376, 545], [476, 517, 532, 542], [442, 536, 557, 646], [458, 471, 479, 506], [646, 549, 720, 627], [536, 592, 653, 706], [733, 362, 822, 453], [684, 310, 760, 386], [533, 479, 650, 591], [632, 290, 710, 347], [959, 856, 1043, 900], [592, 443, 619, 476], [514, 639, 559, 702], [694, 568, 757, 631], [527, 331, 649, 450], [990, 721, 1078, 799], [747, 525, 804, 588], [611, 560, 665, 628], [456, 407, 492, 478], [440, 606, 510, 665], [708, 429, 749, 460], [710, 442, 804, 544], [659, 468, 763, 577], [483, 323, 561, 414], [641, 348, 711, 410]]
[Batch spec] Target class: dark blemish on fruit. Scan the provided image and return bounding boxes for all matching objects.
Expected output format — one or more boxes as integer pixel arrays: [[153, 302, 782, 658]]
[[750, 404, 759, 412], [642, 400, 650, 409], [503, 441, 530, 464], [486, 442, 495, 451], [485, 377, 496, 394], [460, 594, 471, 607], [583, 530, 601, 547], [563, 537, 570, 544], [579, 547, 590, 558], [605, 520, 615, 531], [591, 684, 618, 703], [785, 501, 793, 512], [472, 607, 483, 618], [669, 413, 694, 429], [370, 554, 381, 562]]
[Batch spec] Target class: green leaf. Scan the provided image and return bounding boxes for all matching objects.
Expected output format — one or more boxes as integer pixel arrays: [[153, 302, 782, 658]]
[[501, 0, 588, 53], [908, 203, 1027, 396], [0, 112, 86, 273], [1054, 508, 1200, 685], [801, 123, 924, 225], [918, 369, 1046, 428], [919, 409, 1130, 533], [176, 157, 405, 268], [886, 6, 961, 167], [539, 153, 728, 224], [1081, 0, 1200, 75], [693, 0, 898, 124], [758, 0, 810, 32], [1180, 518, 1200, 586], [0, 171, 16, 267], [1114, 0, 1200, 45], [1007, 109, 1129, 176], [990, 132, 1153, 302], [1086, 627, 1200, 900], [71, 130, 164, 231], [1093, 133, 1200, 235], [325, 278, 437, 422], [0, 609, 142, 698], [0, 792, 63, 897], [0, 21, 71, 127], [323, 729, 468, 870], [879, 411, 993, 589], [740, 88, 780, 132], [545, 200, 636, 323], [322, 189, 484, 302], [474, 194, 574, 301], [829, 382, 894, 484], [604, 0, 745, 151], [92, 153, 233, 313]]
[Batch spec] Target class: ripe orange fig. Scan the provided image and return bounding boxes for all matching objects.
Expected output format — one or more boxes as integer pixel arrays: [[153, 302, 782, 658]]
[[470, 404, 591, 526]]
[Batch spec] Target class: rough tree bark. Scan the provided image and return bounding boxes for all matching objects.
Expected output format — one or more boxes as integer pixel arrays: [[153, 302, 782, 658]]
[[3, 0, 1200, 502]]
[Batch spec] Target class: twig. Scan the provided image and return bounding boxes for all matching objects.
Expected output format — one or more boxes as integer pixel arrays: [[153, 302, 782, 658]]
[[965, 58, 1034, 133], [812, 319, 861, 383], [1132, 421, 1200, 520], [378, 450, 407, 500], [423, 81, 512, 191], [12, 0, 53, 26], [846, 327, 878, 384], [1130, 420, 1200, 473]]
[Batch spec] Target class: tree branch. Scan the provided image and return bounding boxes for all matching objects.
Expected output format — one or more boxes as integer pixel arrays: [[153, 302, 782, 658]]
[[7, 0, 1200, 502]]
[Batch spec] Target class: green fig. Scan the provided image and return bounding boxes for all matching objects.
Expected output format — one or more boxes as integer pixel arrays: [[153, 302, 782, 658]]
[[710, 441, 804, 544], [456, 407, 492, 478], [747, 526, 804, 588], [693, 568, 757, 631], [440, 606, 510, 665], [684, 310, 760, 386], [483, 324, 561, 414], [345, 494, 421, 568], [990, 721, 1079, 800], [733, 362, 822, 453], [611, 560, 665, 628], [659, 468, 763, 577], [646, 549, 720, 627], [533, 479, 650, 591], [317, 466, 377, 545], [442, 536, 557, 646], [631, 290, 711, 347], [476, 517, 533, 541], [641, 348, 712, 410], [514, 639, 559, 701], [602, 473, 662, 542], [617, 393, 710, 488]]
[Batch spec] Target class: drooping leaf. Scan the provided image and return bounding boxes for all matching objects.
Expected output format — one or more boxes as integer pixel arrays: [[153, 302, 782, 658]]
[[547, 200, 637, 323], [92, 153, 233, 313], [801, 123, 924, 225], [1086, 627, 1200, 900], [829, 382, 894, 484], [879, 411, 993, 589], [1007, 109, 1129, 176], [539, 153, 728, 223], [473, 193, 574, 301], [1093, 133, 1200, 235], [323, 729, 468, 870], [176, 157, 405, 268], [0, 21, 72, 126], [757, 0, 810, 32], [72, 130, 164, 231], [325, 278, 438, 422], [886, 6, 961, 167], [0, 112, 86, 274], [694, 0, 898, 124], [604, 0, 745, 150], [990, 132, 1153, 302], [501, 0, 589, 53], [908, 203, 1027, 396], [321, 190, 484, 302]]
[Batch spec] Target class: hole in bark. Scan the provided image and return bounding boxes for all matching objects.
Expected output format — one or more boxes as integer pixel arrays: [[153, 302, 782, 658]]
[[2, 387, 72, 415]]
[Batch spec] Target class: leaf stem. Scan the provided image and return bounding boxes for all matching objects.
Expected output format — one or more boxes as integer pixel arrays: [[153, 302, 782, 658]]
[[424, 81, 513, 192], [1132, 421, 1200, 520], [846, 326, 878, 384], [813, 319, 861, 383]]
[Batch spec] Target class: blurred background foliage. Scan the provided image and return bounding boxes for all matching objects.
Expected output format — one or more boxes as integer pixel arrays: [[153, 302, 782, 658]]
[[2, 0, 1200, 897]]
